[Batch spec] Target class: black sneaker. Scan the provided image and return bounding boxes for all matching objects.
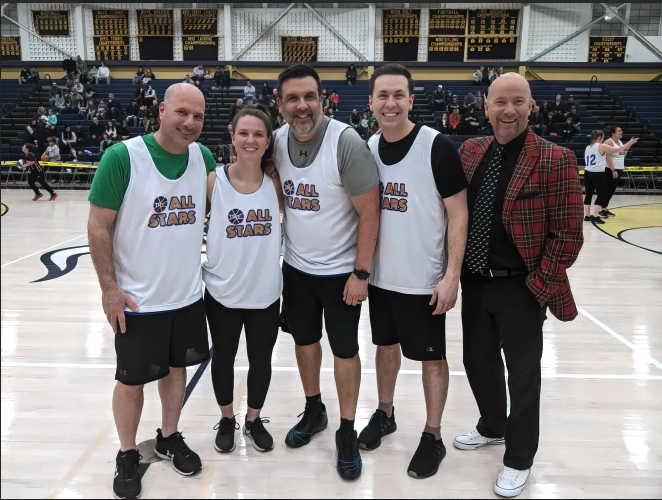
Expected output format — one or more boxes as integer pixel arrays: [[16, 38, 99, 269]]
[[584, 215, 592, 222], [244, 417, 274, 452], [213, 417, 239, 453], [590, 216, 605, 225], [358, 408, 397, 450], [605, 210, 616, 217], [284, 403, 328, 448], [154, 429, 202, 476], [407, 433, 447, 479], [336, 429, 362, 480], [113, 449, 141, 499], [598, 210, 611, 218]]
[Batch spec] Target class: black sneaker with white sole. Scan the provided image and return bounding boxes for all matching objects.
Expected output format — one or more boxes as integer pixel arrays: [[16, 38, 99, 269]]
[[113, 449, 142, 499], [244, 417, 274, 451], [407, 433, 446, 479], [284, 403, 328, 448], [213, 416, 239, 453], [336, 429, 362, 480], [154, 429, 202, 476], [358, 408, 397, 451]]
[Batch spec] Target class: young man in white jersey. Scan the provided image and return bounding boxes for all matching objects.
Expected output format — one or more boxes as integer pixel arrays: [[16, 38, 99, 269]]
[[274, 65, 381, 479], [203, 105, 284, 454], [358, 63, 469, 478], [88, 83, 216, 499], [602, 126, 632, 217]]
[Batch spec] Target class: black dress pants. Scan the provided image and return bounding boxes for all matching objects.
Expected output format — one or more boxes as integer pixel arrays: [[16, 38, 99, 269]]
[[460, 274, 547, 471]]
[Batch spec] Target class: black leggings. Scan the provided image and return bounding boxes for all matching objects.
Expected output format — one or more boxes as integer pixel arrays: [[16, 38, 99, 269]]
[[204, 290, 280, 410], [583, 170, 609, 208], [28, 170, 55, 196], [606, 169, 621, 206]]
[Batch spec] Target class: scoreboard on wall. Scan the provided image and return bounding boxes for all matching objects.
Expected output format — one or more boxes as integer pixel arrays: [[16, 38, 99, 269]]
[[182, 9, 218, 35], [137, 10, 173, 60], [32, 11, 69, 36], [282, 36, 318, 62], [183, 36, 218, 60], [1, 36, 21, 60], [382, 9, 420, 61], [589, 37, 627, 63]]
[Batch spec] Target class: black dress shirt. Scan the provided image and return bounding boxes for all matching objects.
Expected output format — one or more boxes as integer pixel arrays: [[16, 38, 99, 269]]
[[464, 128, 529, 273]]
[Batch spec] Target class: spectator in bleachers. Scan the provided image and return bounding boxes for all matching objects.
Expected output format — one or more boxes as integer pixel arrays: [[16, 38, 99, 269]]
[[267, 100, 280, 129], [84, 83, 95, 100], [213, 66, 224, 88], [108, 94, 124, 120], [528, 105, 546, 136], [548, 94, 566, 122], [89, 116, 103, 142], [260, 82, 272, 104], [125, 100, 139, 127], [449, 107, 461, 134], [46, 124, 59, 143], [133, 67, 144, 84], [105, 121, 117, 140], [77, 97, 89, 119], [560, 117, 580, 142], [84, 98, 97, 121], [46, 109, 57, 126], [116, 120, 130, 140], [366, 121, 379, 141], [28, 67, 40, 83], [96, 99, 108, 120], [330, 90, 339, 111], [143, 68, 155, 84], [53, 94, 67, 114], [43, 139, 61, 162], [323, 107, 333, 120], [220, 123, 233, 146], [76, 56, 87, 78], [61, 126, 78, 161], [48, 83, 63, 108], [545, 111, 558, 135], [183, 74, 195, 85], [346, 64, 357, 86], [436, 113, 450, 135], [460, 106, 479, 134], [88, 66, 98, 83], [464, 92, 477, 108], [34, 106, 47, 123], [349, 109, 361, 128], [229, 99, 244, 123], [488, 67, 497, 83], [135, 87, 145, 106], [144, 118, 155, 135], [24, 120, 38, 144], [145, 86, 157, 107], [473, 67, 483, 85], [475, 91, 484, 111], [65, 72, 76, 90], [433, 85, 445, 111], [148, 99, 159, 119], [192, 65, 205, 84], [244, 80, 257, 103], [565, 96, 577, 112], [19, 67, 30, 84], [70, 91, 84, 111], [565, 106, 581, 130], [98, 133, 112, 161], [96, 62, 110, 85]]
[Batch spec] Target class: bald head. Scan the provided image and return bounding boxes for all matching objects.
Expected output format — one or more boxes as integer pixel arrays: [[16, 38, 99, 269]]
[[485, 72, 533, 145], [164, 82, 205, 106]]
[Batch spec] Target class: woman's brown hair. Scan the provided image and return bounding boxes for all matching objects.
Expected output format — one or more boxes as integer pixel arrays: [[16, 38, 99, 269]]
[[590, 130, 604, 143], [231, 103, 275, 172]]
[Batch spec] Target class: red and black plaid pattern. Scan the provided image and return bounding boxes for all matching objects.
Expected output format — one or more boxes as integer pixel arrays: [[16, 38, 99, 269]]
[[459, 131, 584, 321]]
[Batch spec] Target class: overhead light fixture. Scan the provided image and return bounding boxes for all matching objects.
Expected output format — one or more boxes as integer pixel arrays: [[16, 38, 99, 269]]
[[605, 15, 613, 20]]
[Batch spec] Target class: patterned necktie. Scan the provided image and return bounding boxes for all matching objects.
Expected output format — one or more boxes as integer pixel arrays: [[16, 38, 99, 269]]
[[466, 143, 504, 273]]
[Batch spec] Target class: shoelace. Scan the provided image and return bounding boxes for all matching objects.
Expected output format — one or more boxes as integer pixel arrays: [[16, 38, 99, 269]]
[[465, 429, 482, 441], [117, 453, 143, 480], [213, 415, 240, 432], [499, 467, 519, 485], [170, 432, 194, 457]]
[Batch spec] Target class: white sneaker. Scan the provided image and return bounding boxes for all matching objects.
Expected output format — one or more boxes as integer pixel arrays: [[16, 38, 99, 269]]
[[453, 429, 505, 450], [494, 466, 530, 497]]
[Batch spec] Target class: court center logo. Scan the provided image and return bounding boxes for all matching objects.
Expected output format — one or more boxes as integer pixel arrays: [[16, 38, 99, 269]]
[[1, 203, 8, 216]]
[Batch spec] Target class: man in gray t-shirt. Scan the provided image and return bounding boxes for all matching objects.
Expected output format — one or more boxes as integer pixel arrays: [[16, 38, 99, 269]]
[[274, 65, 380, 481]]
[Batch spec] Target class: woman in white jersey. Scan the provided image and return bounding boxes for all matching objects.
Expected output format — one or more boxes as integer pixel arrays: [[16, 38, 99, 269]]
[[203, 105, 284, 454], [583, 130, 637, 224], [602, 126, 632, 216]]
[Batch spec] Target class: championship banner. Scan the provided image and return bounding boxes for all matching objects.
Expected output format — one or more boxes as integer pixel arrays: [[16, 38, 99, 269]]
[[429, 9, 467, 36], [281, 36, 318, 62], [94, 36, 130, 61], [1, 36, 21, 60], [183, 35, 218, 60], [32, 11, 69, 36], [467, 36, 517, 60], [468, 10, 519, 37], [137, 10, 173, 36], [428, 37, 465, 62], [182, 9, 218, 36], [382, 9, 420, 61], [92, 10, 129, 36], [589, 37, 627, 63]]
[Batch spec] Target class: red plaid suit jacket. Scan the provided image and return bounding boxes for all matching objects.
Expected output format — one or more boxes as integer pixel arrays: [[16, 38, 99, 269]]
[[458, 131, 584, 321]]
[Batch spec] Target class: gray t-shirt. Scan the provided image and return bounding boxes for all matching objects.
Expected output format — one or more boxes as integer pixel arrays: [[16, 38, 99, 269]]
[[285, 116, 379, 197]]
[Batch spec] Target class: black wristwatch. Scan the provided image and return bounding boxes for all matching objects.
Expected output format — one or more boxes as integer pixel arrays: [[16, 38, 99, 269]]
[[353, 268, 370, 281]]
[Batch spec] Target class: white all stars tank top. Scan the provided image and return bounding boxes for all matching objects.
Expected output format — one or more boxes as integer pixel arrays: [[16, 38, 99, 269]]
[[112, 136, 207, 312], [202, 166, 282, 308]]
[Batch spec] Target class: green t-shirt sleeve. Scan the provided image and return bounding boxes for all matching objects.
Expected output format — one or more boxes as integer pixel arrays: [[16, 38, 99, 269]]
[[88, 143, 131, 211], [199, 143, 217, 174]]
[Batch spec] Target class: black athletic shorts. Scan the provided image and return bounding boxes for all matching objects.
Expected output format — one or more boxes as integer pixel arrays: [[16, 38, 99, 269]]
[[368, 284, 446, 362], [115, 298, 210, 386], [281, 261, 361, 359]]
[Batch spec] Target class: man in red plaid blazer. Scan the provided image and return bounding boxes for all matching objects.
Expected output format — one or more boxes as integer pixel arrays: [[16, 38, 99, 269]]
[[452, 73, 583, 498]]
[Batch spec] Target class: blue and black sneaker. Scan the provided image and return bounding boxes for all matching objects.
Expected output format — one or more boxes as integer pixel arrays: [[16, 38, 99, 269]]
[[284, 403, 328, 448], [336, 429, 362, 480]]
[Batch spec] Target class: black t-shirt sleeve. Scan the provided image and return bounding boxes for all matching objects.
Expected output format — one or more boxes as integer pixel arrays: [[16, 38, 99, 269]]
[[431, 133, 467, 199]]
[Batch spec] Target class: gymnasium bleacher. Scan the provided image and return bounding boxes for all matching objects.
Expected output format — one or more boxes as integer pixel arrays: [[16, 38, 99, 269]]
[[2, 74, 661, 192]]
